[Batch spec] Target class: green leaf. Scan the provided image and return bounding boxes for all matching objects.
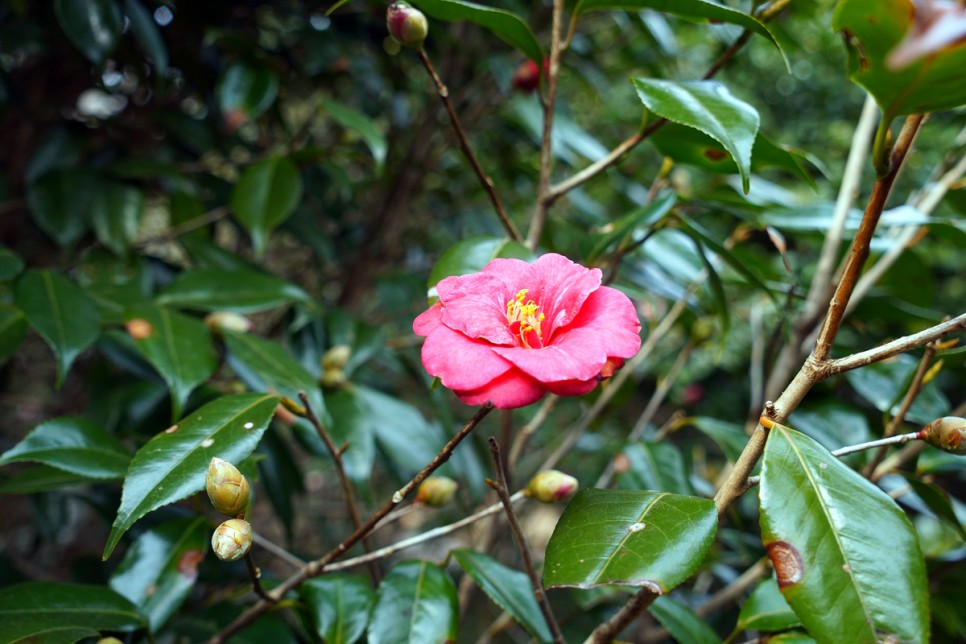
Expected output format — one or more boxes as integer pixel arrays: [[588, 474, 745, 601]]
[[0, 245, 25, 280], [409, 0, 543, 63], [157, 267, 313, 313], [452, 549, 553, 643], [845, 354, 950, 425], [649, 595, 721, 644], [788, 400, 873, 456], [103, 392, 279, 559], [427, 236, 532, 292], [368, 560, 459, 644], [124, 303, 218, 420], [0, 582, 145, 642], [688, 234, 730, 349], [325, 387, 378, 483], [902, 474, 966, 541], [26, 168, 96, 246], [217, 62, 280, 120], [759, 423, 929, 642], [574, 0, 782, 56], [586, 191, 676, 263], [54, 0, 123, 65], [109, 517, 208, 632], [322, 99, 387, 171], [632, 78, 759, 193], [15, 269, 101, 387], [616, 441, 692, 496], [687, 417, 747, 463], [833, 0, 966, 118], [0, 417, 129, 480], [0, 464, 93, 494], [0, 303, 28, 366], [257, 430, 304, 540], [300, 574, 375, 644], [734, 577, 800, 634], [90, 180, 145, 255], [544, 489, 717, 591], [230, 156, 304, 256], [123, 0, 168, 72]]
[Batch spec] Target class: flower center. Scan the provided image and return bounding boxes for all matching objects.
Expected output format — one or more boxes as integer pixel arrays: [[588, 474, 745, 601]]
[[506, 289, 545, 349]]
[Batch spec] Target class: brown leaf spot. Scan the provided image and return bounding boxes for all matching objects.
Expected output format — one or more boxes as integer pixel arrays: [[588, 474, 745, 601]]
[[766, 541, 803, 588], [702, 148, 728, 162], [178, 549, 204, 580], [126, 318, 154, 340]]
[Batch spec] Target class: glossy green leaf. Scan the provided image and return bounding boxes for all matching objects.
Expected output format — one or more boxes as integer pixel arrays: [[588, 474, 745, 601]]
[[124, 303, 217, 420], [734, 577, 800, 634], [90, 180, 145, 255], [427, 236, 531, 292], [616, 441, 692, 496], [845, 354, 950, 425], [632, 78, 759, 193], [15, 269, 101, 387], [834, 0, 966, 118], [26, 168, 96, 246], [0, 245, 24, 280], [325, 387, 378, 483], [230, 156, 304, 256], [0, 303, 27, 366], [409, 0, 543, 63], [0, 417, 129, 479], [687, 416, 747, 464], [649, 595, 720, 644], [544, 489, 717, 591], [217, 62, 280, 120], [0, 582, 145, 642], [759, 423, 929, 642], [322, 98, 387, 171], [453, 549, 552, 643], [103, 392, 279, 559], [368, 560, 459, 644], [902, 475, 966, 541], [257, 429, 304, 540], [54, 0, 122, 65], [0, 464, 93, 494], [157, 267, 313, 313], [788, 400, 873, 455], [109, 516, 208, 632], [123, 0, 168, 72], [300, 574, 375, 644]]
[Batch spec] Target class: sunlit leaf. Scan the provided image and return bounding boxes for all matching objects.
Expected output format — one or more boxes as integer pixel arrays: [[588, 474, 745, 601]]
[[410, 0, 543, 63]]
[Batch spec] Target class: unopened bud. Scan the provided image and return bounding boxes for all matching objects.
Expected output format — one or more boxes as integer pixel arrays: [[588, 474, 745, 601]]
[[204, 311, 253, 334], [321, 366, 348, 390], [322, 345, 352, 370], [206, 457, 251, 516], [387, 2, 428, 49], [212, 518, 253, 562], [526, 470, 578, 503], [126, 318, 153, 340], [511, 59, 541, 93], [416, 476, 458, 506], [924, 417, 966, 455]]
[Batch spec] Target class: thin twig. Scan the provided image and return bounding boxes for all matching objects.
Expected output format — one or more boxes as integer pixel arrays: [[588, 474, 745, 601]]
[[416, 50, 522, 243], [252, 534, 305, 569], [487, 438, 566, 644], [244, 550, 273, 602], [585, 586, 658, 644], [133, 207, 230, 249], [508, 395, 560, 472]]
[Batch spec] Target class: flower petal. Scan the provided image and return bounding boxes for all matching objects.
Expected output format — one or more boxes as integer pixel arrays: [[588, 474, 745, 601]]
[[544, 378, 599, 397], [413, 301, 443, 336], [493, 329, 608, 383], [455, 369, 546, 409], [553, 286, 642, 358], [436, 258, 531, 345], [421, 325, 513, 391], [524, 253, 602, 335]]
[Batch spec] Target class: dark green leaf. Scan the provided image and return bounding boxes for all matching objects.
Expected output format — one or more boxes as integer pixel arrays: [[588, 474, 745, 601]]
[[902, 474, 966, 541], [0, 245, 24, 280], [410, 0, 543, 63], [368, 560, 459, 644], [26, 168, 96, 246], [544, 489, 717, 591], [123, 0, 168, 72], [0, 417, 129, 480], [586, 191, 676, 263], [109, 516, 208, 632], [687, 416, 747, 463], [125, 303, 218, 420], [788, 400, 872, 455], [217, 62, 280, 120], [616, 441, 692, 496], [845, 354, 950, 425], [103, 392, 279, 559], [649, 595, 721, 644], [0, 464, 93, 494], [323, 99, 387, 171], [230, 156, 304, 256], [0, 582, 145, 642], [0, 303, 28, 366], [54, 0, 122, 65], [427, 236, 532, 292], [325, 387, 377, 483], [453, 549, 553, 643], [15, 270, 101, 387], [688, 234, 730, 349], [257, 429, 304, 540], [300, 574, 375, 644], [90, 180, 145, 255], [759, 423, 929, 642], [157, 267, 313, 313], [734, 577, 800, 634], [632, 78, 759, 192]]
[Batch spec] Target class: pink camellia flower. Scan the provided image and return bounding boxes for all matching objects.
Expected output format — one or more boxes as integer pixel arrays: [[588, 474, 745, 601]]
[[413, 253, 642, 409]]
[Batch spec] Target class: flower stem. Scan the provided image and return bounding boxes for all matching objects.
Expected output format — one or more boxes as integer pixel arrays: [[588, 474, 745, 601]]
[[244, 550, 273, 603]]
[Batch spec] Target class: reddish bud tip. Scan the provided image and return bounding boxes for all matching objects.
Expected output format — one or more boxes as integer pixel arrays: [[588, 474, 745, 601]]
[[387, 2, 428, 49], [416, 476, 459, 506], [924, 416, 966, 455], [526, 470, 578, 503]]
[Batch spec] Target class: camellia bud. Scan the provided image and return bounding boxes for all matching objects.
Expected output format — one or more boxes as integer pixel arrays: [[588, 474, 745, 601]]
[[387, 2, 428, 49], [526, 470, 578, 503], [206, 457, 251, 517], [211, 518, 253, 562], [321, 344, 352, 371], [204, 311, 253, 334], [924, 416, 966, 455], [416, 476, 458, 506], [511, 59, 541, 93], [320, 366, 348, 390]]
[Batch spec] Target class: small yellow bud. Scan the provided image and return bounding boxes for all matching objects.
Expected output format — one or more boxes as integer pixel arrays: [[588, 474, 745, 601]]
[[204, 311, 253, 334], [526, 470, 579, 503], [321, 366, 348, 390], [206, 457, 251, 517], [211, 518, 253, 562], [126, 318, 154, 340], [924, 416, 966, 455], [321, 344, 353, 370], [416, 476, 458, 507]]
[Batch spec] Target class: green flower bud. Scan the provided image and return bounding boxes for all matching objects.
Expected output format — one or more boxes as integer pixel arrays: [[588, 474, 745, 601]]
[[211, 518, 253, 562], [204, 311, 253, 334], [416, 476, 458, 506], [387, 2, 428, 49], [526, 470, 578, 503], [924, 416, 966, 455], [321, 344, 352, 370], [320, 366, 348, 390], [206, 457, 251, 517]]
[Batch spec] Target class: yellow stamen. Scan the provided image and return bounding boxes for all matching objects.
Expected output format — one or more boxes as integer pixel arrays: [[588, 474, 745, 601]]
[[506, 289, 544, 348]]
